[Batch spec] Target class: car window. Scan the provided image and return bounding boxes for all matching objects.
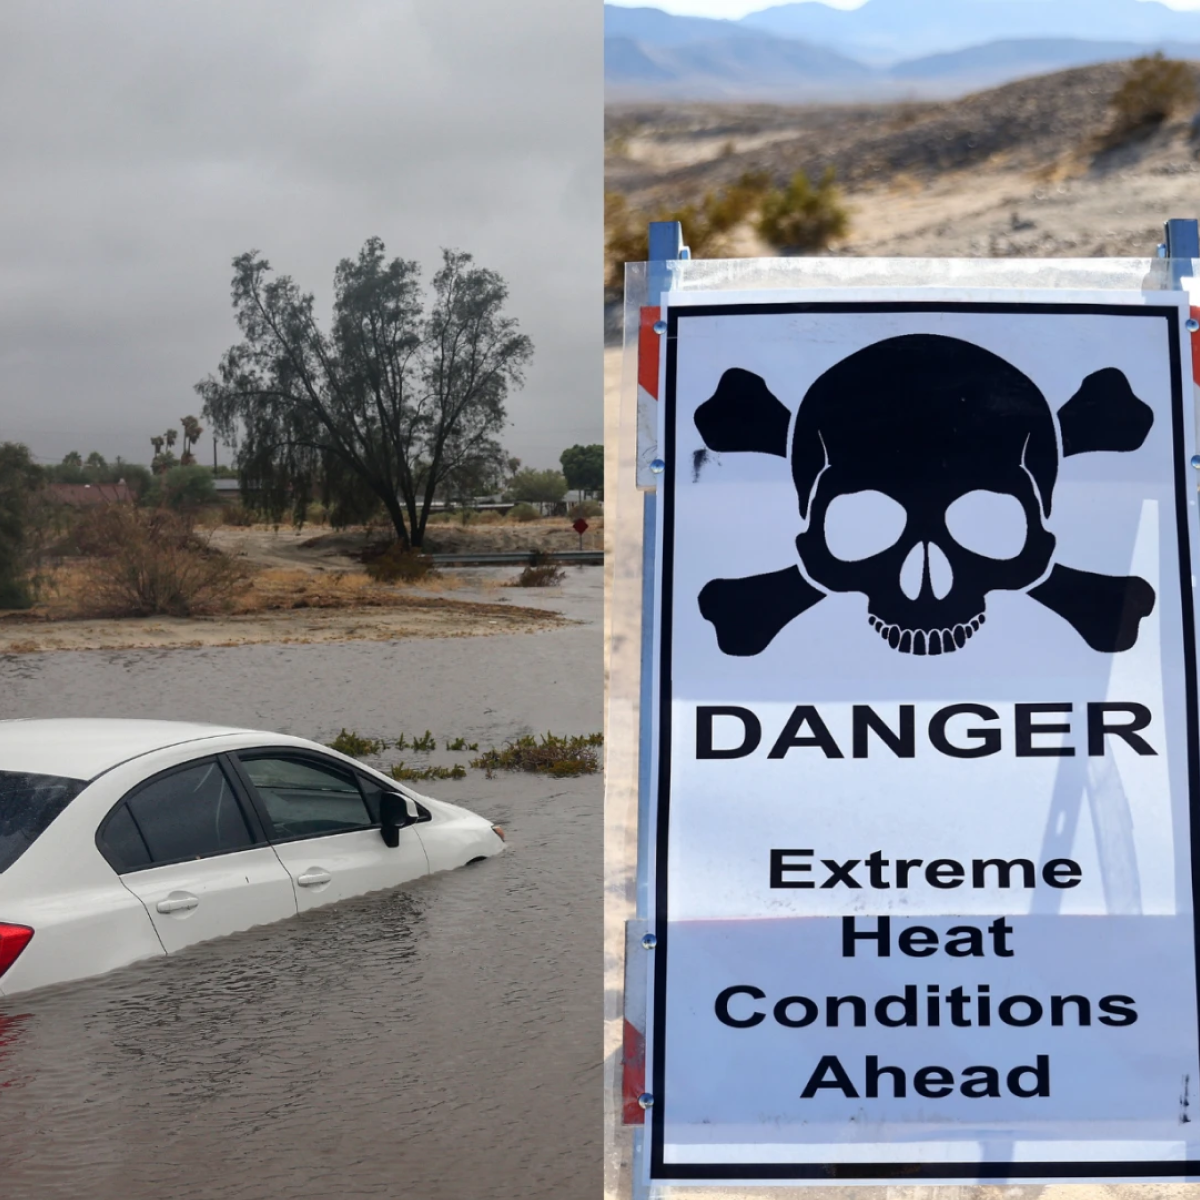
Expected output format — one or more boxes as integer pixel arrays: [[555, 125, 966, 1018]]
[[109, 760, 257, 870], [238, 755, 373, 839], [99, 804, 153, 873], [0, 771, 86, 874]]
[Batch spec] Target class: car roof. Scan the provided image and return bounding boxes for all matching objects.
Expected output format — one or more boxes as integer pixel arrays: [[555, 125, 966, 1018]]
[[0, 718, 261, 781]]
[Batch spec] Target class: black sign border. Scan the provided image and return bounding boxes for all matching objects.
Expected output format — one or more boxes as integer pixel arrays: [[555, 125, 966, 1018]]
[[650, 300, 1200, 1182]]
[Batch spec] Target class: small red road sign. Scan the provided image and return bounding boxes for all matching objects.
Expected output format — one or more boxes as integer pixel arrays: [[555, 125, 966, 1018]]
[[572, 518, 589, 535]]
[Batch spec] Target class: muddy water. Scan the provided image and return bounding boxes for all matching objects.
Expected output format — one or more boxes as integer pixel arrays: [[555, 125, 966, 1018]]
[[0, 569, 602, 1200]]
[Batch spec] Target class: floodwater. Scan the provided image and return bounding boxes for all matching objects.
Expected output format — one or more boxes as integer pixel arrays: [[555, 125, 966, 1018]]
[[0, 569, 602, 1200]]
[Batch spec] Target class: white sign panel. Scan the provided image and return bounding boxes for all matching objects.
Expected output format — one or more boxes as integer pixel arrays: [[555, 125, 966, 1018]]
[[646, 291, 1200, 1185]]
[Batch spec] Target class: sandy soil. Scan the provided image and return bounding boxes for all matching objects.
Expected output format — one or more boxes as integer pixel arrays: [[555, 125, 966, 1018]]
[[208, 517, 603, 569], [0, 592, 563, 655], [0, 520, 598, 654], [605, 60, 1200, 328]]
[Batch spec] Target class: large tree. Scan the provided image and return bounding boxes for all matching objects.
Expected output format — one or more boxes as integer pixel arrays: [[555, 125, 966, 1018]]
[[0, 443, 44, 609], [197, 238, 532, 548], [560, 443, 603, 497]]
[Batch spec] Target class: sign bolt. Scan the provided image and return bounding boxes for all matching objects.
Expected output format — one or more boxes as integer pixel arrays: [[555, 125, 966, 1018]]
[[1192, 455, 1200, 470], [641, 933, 657, 949], [1188, 318, 1199, 333], [650, 459, 666, 474], [638, 1093, 655, 1109], [653, 320, 667, 335]]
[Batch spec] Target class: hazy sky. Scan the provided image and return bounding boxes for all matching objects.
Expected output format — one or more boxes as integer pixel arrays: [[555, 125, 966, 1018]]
[[0, 0, 600, 472], [609, 0, 1200, 20]]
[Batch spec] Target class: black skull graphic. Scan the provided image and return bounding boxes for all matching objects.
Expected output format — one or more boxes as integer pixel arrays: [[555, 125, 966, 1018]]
[[694, 334, 1157, 658]]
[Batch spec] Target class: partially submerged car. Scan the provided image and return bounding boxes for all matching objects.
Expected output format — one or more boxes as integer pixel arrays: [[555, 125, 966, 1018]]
[[0, 719, 506, 996]]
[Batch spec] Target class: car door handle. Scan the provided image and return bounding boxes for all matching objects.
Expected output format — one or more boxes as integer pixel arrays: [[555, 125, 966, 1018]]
[[296, 868, 332, 888], [156, 896, 199, 913]]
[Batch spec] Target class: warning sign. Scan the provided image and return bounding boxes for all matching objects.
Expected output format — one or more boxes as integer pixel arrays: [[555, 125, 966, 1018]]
[[646, 292, 1200, 1183]]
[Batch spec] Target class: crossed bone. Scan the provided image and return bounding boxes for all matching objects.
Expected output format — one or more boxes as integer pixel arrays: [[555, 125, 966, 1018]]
[[692, 348, 1158, 658]]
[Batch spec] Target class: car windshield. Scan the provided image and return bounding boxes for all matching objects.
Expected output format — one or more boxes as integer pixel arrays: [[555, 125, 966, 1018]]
[[0, 770, 87, 873]]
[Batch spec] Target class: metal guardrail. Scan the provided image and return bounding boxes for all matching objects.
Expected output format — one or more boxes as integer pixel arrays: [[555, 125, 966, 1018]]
[[428, 550, 604, 566]]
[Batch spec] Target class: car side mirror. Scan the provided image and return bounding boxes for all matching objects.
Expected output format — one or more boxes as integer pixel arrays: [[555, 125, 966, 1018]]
[[378, 791, 413, 848]]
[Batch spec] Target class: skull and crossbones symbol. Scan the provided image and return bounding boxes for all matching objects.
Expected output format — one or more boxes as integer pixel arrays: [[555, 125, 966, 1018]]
[[694, 334, 1157, 658]]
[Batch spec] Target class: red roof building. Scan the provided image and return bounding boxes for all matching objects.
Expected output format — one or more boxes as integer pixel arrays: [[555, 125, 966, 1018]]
[[48, 482, 134, 508]]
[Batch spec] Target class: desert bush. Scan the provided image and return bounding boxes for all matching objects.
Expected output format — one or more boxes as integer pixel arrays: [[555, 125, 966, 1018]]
[[757, 168, 850, 254], [0, 443, 46, 609], [80, 506, 248, 617], [470, 510, 502, 525], [509, 467, 567, 504], [1110, 53, 1196, 136], [221, 503, 257, 527], [512, 551, 565, 588], [143, 464, 218, 513], [362, 541, 436, 584], [605, 173, 772, 290], [508, 503, 540, 522], [569, 501, 603, 520]]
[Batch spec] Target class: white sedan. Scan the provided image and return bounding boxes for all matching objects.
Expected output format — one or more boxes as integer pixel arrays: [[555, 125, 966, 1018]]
[[0, 718, 506, 996]]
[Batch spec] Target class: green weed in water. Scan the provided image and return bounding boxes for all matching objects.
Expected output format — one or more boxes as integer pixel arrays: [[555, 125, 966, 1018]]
[[328, 729, 386, 758], [471, 732, 603, 778], [390, 762, 468, 782]]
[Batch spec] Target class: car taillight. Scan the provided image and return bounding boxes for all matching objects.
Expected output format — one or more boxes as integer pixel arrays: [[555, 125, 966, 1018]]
[[0, 924, 33, 978], [491, 825, 507, 842]]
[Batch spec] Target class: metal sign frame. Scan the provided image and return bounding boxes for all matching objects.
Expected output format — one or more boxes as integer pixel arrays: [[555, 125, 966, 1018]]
[[614, 218, 1200, 1198]]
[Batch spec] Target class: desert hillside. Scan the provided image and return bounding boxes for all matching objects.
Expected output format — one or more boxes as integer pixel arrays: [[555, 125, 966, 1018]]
[[606, 59, 1200, 338]]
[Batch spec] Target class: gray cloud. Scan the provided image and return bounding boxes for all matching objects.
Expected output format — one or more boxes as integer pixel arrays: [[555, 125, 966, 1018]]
[[0, 0, 601, 471]]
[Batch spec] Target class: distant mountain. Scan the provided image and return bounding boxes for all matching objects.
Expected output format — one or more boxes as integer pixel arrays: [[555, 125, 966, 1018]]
[[604, 4, 1200, 101], [606, 5, 879, 98], [606, 27, 875, 97], [741, 0, 1200, 64], [605, 36, 678, 85], [604, 5, 757, 45], [892, 36, 1200, 86]]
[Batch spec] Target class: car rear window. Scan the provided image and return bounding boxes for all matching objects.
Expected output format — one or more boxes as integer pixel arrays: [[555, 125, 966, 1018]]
[[0, 770, 87, 873]]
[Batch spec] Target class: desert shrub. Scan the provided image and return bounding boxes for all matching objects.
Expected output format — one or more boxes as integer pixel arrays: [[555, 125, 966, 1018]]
[[516, 563, 564, 587], [221, 503, 257, 527], [509, 468, 567, 504], [80, 506, 248, 617], [471, 731, 603, 777], [512, 551, 565, 588], [0, 443, 45, 609], [757, 168, 850, 254], [508, 503, 540, 522], [605, 173, 772, 289], [363, 541, 436, 583], [143, 464, 218, 513], [569, 501, 603, 520], [1110, 53, 1196, 136], [328, 729, 386, 757], [452, 508, 501, 526]]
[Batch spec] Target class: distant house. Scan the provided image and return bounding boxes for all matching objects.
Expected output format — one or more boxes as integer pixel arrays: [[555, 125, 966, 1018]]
[[48, 481, 133, 508], [213, 478, 241, 502]]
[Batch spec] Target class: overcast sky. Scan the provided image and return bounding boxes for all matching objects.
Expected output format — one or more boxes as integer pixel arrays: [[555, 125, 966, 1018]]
[[0, 0, 600, 472], [612, 0, 1200, 21]]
